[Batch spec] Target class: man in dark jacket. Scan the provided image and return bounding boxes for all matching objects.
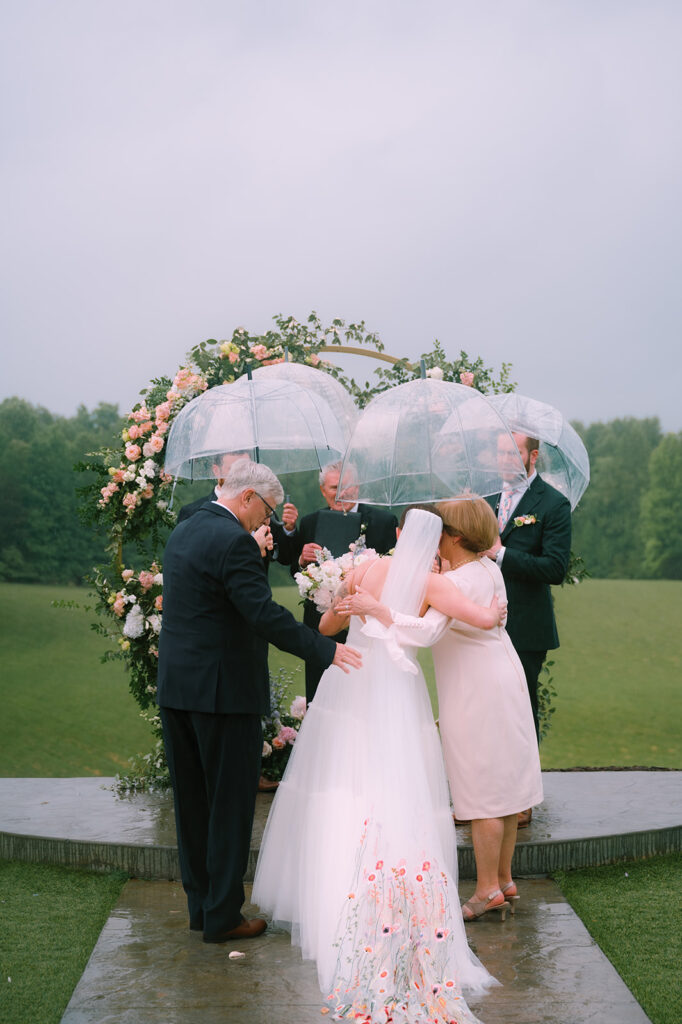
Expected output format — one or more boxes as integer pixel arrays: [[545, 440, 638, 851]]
[[291, 460, 397, 703], [158, 460, 361, 943]]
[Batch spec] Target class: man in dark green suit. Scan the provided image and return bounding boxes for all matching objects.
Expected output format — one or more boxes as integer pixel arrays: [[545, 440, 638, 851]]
[[486, 433, 572, 742]]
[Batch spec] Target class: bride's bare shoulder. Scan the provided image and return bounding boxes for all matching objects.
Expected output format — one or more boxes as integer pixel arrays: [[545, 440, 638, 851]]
[[349, 554, 388, 593]]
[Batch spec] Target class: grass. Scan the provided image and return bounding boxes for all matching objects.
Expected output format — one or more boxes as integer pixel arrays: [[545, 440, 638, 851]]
[[0, 583, 153, 777], [1, 579, 680, 776], [554, 853, 682, 1024], [0, 860, 127, 1024]]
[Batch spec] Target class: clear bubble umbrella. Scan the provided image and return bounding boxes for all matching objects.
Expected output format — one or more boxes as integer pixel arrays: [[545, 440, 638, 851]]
[[338, 378, 528, 506], [164, 376, 347, 479], [486, 393, 590, 509], [245, 361, 358, 447]]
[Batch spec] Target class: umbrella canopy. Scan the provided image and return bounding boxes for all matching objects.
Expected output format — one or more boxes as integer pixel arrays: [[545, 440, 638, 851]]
[[338, 378, 529, 506], [246, 361, 358, 446], [164, 377, 347, 479], [487, 393, 590, 509]]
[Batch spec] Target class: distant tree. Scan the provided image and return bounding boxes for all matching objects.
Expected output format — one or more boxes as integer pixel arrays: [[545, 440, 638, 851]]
[[0, 398, 122, 583], [571, 417, 662, 578], [641, 433, 682, 579]]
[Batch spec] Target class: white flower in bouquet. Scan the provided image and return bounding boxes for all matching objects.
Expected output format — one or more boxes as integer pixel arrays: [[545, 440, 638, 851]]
[[294, 539, 378, 612], [123, 604, 145, 639], [262, 740, 272, 758]]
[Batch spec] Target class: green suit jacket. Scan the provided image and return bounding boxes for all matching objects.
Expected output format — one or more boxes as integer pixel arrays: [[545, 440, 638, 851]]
[[488, 474, 572, 653]]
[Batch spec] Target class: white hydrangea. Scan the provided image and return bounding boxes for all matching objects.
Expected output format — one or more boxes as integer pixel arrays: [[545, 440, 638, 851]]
[[123, 605, 145, 638], [146, 614, 162, 635], [143, 459, 157, 477]]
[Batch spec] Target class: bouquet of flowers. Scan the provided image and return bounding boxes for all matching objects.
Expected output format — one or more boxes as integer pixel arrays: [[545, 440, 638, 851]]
[[294, 538, 378, 613], [261, 670, 308, 782]]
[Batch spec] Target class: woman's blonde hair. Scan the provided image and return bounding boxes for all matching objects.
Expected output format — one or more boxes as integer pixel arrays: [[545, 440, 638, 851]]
[[436, 496, 498, 553]]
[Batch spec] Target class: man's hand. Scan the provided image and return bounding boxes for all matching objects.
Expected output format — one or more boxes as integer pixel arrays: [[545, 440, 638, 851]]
[[253, 524, 273, 557], [299, 542, 323, 567], [332, 643, 362, 673], [282, 502, 298, 530], [483, 536, 502, 559]]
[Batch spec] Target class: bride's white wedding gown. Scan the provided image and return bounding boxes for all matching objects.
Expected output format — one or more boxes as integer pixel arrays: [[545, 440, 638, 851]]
[[253, 515, 496, 1023]]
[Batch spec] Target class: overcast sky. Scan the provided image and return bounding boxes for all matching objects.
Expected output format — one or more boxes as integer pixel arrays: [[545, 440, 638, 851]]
[[2, 1, 680, 432]]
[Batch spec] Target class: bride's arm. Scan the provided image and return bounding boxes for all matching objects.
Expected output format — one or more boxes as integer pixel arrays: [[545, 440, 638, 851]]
[[338, 587, 450, 647], [425, 574, 504, 630]]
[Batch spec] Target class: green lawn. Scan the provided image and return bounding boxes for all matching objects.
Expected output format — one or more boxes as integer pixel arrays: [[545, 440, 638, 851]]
[[0, 583, 153, 776], [554, 853, 682, 1024], [1, 579, 680, 776], [0, 860, 127, 1024]]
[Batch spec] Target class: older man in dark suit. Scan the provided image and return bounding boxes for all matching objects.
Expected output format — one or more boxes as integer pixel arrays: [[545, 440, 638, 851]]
[[291, 460, 398, 704], [177, 452, 299, 568], [158, 460, 361, 943], [486, 432, 571, 825]]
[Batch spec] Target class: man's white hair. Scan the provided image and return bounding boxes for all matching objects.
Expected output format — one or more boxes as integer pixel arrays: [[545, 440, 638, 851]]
[[319, 460, 343, 487], [219, 460, 284, 504]]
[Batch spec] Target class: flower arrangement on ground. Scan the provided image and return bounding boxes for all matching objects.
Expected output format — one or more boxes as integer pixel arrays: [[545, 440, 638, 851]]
[[261, 670, 308, 782]]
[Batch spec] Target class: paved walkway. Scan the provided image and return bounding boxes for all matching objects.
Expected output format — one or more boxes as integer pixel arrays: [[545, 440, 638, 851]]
[[61, 879, 652, 1024], [3, 773, 678, 1023]]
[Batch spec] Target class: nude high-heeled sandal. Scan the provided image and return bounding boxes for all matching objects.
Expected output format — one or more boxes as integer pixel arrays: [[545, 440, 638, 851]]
[[462, 889, 510, 922], [501, 881, 520, 914]]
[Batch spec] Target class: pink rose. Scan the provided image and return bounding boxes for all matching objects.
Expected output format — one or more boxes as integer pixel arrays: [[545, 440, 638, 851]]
[[127, 424, 141, 440], [308, 353, 321, 366], [113, 469, 126, 483], [130, 406, 150, 423], [138, 570, 155, 591], [459, 371, 474, 387], [122, 493, 138, 509], [250, 344, 268, 360], [228, 351, 239, 364], [149, 434, 164, 453], [154, 594, 163, 611], [277, 725, 298, 745], [140, 421, 153, 434], [112, 594, 126, 617], [125, 444, 142, 462], [155, 421, 168, 435]]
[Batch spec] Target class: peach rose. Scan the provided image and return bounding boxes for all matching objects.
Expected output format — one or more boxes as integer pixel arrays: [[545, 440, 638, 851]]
[[127, 424, 141, 440], [112, 594, 126, 617], [125, 444, 142, 462], [148, 434, 164, 453], [154, 594, 163, 611], [459, 371, 474, 387], [121, 568, 135, 581]]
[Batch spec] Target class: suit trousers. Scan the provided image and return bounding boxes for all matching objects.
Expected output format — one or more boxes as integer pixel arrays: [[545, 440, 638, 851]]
[[160, 707, 262, 937], [515, 649, 546, 742]]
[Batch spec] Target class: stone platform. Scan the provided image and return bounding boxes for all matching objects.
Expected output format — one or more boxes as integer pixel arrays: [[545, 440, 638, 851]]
[[1, 771, 680, 880]]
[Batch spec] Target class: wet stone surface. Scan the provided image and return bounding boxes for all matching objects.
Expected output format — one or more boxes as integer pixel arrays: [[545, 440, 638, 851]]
[[61, 878, 651, 1024]]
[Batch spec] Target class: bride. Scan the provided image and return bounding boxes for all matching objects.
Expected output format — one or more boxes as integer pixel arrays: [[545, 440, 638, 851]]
[[252, 508, 502, 1023]]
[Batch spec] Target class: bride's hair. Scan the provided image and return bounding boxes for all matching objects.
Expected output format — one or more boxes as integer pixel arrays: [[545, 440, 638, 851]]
[[380, 508, 442, 618], [437, 497, 498, 552]]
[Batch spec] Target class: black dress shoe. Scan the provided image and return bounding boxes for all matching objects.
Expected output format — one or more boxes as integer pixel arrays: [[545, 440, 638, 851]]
[[203, 917, 267, 943]]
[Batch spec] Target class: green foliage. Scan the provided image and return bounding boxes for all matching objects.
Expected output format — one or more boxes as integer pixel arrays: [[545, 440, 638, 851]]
[[554, 854, 682, 1024], [0, 398, 122, 583], [537, 658, 557, 741], [571, 417, 663, 579], [260, 669, 306, 781], [0, 860, 127, 1024], [641, 432, 682, 579]]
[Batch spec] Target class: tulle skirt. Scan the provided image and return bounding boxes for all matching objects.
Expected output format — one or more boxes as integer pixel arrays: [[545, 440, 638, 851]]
[[252, 623, 496, 1023]]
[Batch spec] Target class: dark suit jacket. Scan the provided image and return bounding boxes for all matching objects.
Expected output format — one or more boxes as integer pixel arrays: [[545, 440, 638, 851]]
[[157, 504, 336, 715], [290, 504, 398, 633], [177, 490, 297, 567], [488, 475, 571, 653]]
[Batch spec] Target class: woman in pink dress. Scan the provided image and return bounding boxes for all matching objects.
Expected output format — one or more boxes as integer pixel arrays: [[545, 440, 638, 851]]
[[345, 497, 543, 922]]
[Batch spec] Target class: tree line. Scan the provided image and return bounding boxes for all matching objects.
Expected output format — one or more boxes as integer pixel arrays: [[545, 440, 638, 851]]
[[0, 396, 680, 583]]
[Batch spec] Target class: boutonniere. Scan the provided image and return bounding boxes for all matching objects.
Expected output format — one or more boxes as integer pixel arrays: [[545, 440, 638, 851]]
[[512, 514, 538, 528], [360, 521, 368, 537]]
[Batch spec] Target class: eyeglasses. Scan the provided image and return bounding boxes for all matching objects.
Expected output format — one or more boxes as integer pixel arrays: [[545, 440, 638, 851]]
[[254, 492, 278, 520]]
